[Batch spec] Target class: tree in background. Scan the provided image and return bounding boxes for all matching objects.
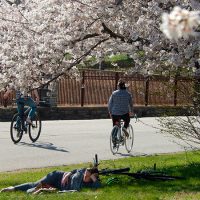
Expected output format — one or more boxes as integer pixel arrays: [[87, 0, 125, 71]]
[[1, 0, 200, 91]]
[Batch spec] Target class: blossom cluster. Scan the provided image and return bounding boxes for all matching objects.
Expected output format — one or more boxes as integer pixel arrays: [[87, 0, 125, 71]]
[[161, 6, 200, 40]]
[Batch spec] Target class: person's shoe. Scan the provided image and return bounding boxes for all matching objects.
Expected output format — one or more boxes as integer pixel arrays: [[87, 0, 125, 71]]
[[24, 126, 28, 133], [16, 130, 21, 137], [120, 137, 124, 145], [113, 142, 117, 148], [122, 127, 129, 138], [0, 186, 15, 192]]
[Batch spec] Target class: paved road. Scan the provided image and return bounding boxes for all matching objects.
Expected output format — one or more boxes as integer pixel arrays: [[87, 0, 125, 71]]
[[0, 118, 186, 172]]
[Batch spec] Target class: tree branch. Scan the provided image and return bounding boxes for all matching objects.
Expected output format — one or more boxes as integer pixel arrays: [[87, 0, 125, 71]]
[[35, 37, 109, 89], [101, 22, 150, 45], [71, 33, 100, 45]]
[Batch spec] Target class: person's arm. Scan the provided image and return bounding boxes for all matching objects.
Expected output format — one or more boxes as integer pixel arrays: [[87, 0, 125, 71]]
[[33, 89, 40, 105], [87, 173, 101, 189], [129, 93, 134, 116], [61, 172, 72, 187], [61, 169, 77, 187], [108, 94, 113, 117], [3, 89, 13, 107], [3, 89, 12, 100], [90, 173, 98, 182]]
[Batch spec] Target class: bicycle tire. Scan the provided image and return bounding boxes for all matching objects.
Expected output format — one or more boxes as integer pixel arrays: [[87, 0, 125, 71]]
[[125, 124, 134, 153], [110, 125, 119, 154], [114, 172, 184, 181], [28, 112, 41, 142], [10, 113, 23, 144], [143, 175, 182, 181]]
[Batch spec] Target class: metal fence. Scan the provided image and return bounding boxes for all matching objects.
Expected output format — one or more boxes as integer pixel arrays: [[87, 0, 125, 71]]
[[0, 69, 196, 107], [56, 70, 195, 107]]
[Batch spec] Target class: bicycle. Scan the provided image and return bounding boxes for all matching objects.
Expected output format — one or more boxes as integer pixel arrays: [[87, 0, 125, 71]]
[[10, 104, 42, 144], [100, 167, 184, 181], [93, 154, 184, 182], [110, 119, 134, 154]]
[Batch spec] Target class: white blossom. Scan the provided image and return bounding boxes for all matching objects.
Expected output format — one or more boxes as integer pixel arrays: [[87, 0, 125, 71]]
[[161, 6, 200, 40]]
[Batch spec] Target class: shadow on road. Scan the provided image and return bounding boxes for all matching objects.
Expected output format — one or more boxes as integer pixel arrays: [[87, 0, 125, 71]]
[[18, 142, 69, 153]]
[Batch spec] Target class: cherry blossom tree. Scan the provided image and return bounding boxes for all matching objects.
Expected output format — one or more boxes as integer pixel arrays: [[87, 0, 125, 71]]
[[0, 0, 200, 92]]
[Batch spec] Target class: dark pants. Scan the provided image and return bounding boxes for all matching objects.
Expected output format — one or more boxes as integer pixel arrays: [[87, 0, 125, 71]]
[[14, 171, 65, 192], [111, 113, 130, 128]]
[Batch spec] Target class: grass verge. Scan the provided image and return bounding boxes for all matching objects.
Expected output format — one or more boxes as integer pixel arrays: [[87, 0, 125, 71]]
[[1, 151, 200, 200]]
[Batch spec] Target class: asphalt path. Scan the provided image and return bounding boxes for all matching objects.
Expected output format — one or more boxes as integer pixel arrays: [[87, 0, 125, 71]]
[[0, 117, 187, 172]]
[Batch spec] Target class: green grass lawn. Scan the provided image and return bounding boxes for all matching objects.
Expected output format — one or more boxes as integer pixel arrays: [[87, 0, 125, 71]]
[[1, 151, 200, 200]]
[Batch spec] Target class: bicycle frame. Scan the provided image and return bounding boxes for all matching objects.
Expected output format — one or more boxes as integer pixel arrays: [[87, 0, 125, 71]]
[[10, 99, 44, 144], [24, 106, 31, 115], [113, 120, 124, 137], [17, 106, 32, 131]]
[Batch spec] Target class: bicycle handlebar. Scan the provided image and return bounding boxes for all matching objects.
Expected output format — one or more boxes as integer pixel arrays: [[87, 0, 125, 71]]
[[12, 99, 49, 105]]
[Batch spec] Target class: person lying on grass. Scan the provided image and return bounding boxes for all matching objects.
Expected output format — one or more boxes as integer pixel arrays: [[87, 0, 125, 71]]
[[0, 167, 100, 194]]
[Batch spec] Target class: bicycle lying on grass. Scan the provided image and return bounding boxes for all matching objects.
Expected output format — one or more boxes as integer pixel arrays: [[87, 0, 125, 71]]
[[10, 103, 43, 144], [93, 154, 184, 182], [99, 167, 184, 181], [110, 116, 136, 154]]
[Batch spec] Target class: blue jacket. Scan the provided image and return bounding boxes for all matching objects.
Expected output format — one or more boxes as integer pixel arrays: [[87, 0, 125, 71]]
[[108, 89, 133, 115]]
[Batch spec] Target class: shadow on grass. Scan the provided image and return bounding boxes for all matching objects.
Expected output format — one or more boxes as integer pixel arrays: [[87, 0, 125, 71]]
[[18, 141, 69, 153]]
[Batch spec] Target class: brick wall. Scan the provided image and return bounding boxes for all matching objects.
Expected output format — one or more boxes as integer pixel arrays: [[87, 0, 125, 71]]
[[0, 106, 190, 122]]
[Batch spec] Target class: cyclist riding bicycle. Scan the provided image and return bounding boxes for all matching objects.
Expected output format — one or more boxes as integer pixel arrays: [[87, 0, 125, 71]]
[[3, 87, 40, 128], [108, 79, 134, 137]]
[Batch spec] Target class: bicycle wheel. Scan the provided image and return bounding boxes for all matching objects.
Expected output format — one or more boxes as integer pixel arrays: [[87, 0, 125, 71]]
[[133, 172, 184, 181], [28, 112, 41, 142], [10, 113, 23, 144], [145, 175, 183, 181], [110, 125, 119, 154], [125, 124, 134, 153], [114, 172, 184, 181]]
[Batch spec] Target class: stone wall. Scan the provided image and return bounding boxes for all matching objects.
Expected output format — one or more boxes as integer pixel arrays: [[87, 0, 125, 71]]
[[0, 106, 190, 122]]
